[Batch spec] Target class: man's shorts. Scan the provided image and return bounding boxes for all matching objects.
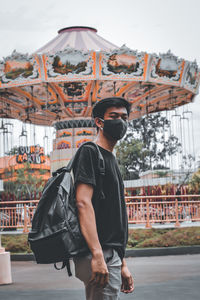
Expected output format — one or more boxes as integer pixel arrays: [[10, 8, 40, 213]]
[[73, 248, 122, 300]]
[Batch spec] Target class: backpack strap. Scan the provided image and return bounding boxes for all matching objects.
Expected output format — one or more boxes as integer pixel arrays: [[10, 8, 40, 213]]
[[66, 141, 105, 176], [85, 142, 105, 176], [81, 142, 106, 200], [54, 260, 72, 277]]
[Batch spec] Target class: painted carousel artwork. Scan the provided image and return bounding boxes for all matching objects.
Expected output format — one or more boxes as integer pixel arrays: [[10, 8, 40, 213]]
[[0, 26, 200, 171]]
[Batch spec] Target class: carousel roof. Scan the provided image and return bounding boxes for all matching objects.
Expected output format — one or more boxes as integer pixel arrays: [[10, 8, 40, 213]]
[[35, 26, 118, 53], [0, 27, 200, 126]]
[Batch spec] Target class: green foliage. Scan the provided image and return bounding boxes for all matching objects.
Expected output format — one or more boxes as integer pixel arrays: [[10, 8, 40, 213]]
[[108, 62, 140, 74], [128, 227, 200, 248], [2, 227, 200, 253], [116, 138, 144, 179], [128, 228, 156, 247], [188, 168, 200, 193], [155, 171, 170, 178], [52, 56, 60, 68], [53, 58, 87, 75], [153, 164, 170, 170], [6, 65, 33, 80], [39, 169, 48, 175], [5, 146, 19, 156], [3, 162, 45, 199], [23, 70, 33, 78], [116, 112, 182, 179], [1, 234, 32, 253], [75, 61, 87, 73]]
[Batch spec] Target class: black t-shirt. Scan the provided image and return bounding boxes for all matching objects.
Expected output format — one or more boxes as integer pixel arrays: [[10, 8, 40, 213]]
[[73, 144, 128, 259]]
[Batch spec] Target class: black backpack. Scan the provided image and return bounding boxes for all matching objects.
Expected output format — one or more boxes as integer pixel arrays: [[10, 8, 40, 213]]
[[28, 142, 105, 276]]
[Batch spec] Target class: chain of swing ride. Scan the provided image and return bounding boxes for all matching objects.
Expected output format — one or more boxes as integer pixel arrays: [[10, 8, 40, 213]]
[[0, 100, 15, 200], [157, 88, 196, 193], [0, 99, 13, 157], [0, 85, 54, 201], [0, 82, 65, 167], [127, 84, 196, 195], [18, 84, 52, 155]]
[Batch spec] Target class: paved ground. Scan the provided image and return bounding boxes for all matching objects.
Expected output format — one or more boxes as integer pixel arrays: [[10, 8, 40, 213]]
[[1, 254, 200, 300]]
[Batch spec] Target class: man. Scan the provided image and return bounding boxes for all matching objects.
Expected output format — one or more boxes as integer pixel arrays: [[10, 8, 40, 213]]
[[73, 97, 134, 300]]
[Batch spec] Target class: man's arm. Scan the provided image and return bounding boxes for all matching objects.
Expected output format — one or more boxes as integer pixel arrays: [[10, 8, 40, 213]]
[[121, 258, 134, 293], [76, 182, 109, 288]]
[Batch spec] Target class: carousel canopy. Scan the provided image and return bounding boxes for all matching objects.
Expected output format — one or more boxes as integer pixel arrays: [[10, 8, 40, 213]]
[[0, 26, 199, 126], [35, 26, 118, 53]]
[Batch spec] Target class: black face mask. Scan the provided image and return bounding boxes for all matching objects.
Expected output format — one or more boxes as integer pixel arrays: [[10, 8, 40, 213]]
[[100, 118, 128, 140]]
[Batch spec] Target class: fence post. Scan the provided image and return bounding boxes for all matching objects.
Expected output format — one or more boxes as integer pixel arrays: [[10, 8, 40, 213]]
[[145, 199, 152, 228], [175, 199, 180, 227], [23, 205, 29, 233]]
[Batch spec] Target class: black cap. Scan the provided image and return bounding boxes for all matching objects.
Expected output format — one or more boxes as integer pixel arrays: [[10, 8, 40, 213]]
[[92, 97, 131, 118]]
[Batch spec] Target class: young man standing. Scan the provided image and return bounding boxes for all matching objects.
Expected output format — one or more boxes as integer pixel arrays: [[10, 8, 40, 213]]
[[73, 97, 134, 300]]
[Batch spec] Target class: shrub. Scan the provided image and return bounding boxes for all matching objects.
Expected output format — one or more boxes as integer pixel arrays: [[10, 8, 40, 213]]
[[1, 227, 200, 254], [129, 227, 200, 248], [1, 234, 32, 253]]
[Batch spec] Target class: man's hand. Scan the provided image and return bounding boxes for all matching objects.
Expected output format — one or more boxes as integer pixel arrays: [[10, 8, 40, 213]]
[[121, 260, 134, 293], [89, 252, 109, 288]]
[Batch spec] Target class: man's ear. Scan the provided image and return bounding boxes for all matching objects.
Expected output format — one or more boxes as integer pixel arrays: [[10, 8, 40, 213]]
[[95, 117, 103, 130]]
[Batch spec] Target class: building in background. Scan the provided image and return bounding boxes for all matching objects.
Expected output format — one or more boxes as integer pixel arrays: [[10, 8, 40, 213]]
[[0, 145, 50, 201]]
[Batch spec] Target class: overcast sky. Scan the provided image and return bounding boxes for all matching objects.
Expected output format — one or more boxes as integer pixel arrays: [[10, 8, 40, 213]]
[[0, 0, 200, 162]]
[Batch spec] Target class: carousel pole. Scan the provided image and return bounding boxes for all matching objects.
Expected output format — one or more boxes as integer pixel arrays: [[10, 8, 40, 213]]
[[183, 104, 195, 170]]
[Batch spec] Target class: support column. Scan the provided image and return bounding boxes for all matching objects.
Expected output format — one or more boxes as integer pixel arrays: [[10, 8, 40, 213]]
[[50, 118, 96, 173]]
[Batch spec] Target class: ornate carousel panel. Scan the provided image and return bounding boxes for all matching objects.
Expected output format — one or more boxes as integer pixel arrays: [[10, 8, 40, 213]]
[[0, 50, 42, 88], [184, 61, 200, 93], [148, 50, 185, 86], [42, 48, 96, 82], [99, 46, 148, 81]]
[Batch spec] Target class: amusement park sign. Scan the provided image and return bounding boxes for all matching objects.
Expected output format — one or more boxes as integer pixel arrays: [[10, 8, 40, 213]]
[[16, 145, 45, 164]]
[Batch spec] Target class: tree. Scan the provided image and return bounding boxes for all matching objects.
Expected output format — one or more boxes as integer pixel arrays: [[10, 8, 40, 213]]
[[188, 168, 200, 193], [52, 56, 60, 68], [5, 146, 19, 156], [178, 154, 196, 187], [3, 162, 45, 200], [116, 138, 146, 180], [116, 112, 182, 179]]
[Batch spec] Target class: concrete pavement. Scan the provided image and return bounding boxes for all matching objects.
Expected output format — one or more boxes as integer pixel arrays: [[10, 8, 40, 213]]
[[0, 254, 200, 300]]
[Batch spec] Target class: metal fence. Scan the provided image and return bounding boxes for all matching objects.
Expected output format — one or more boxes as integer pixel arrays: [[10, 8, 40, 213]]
[[0, 195, 200, 232], [0, 200, 38, 233], [126, 195, 200, 227]]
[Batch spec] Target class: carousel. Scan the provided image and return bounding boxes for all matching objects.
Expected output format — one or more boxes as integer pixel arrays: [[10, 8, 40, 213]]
[[0, 26, 200, 173]]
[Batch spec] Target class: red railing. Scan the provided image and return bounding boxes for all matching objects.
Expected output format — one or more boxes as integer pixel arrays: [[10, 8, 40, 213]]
[[126, 195, 200, 227], [0, 200, 38, 233], [0, 195, 200, 231]]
